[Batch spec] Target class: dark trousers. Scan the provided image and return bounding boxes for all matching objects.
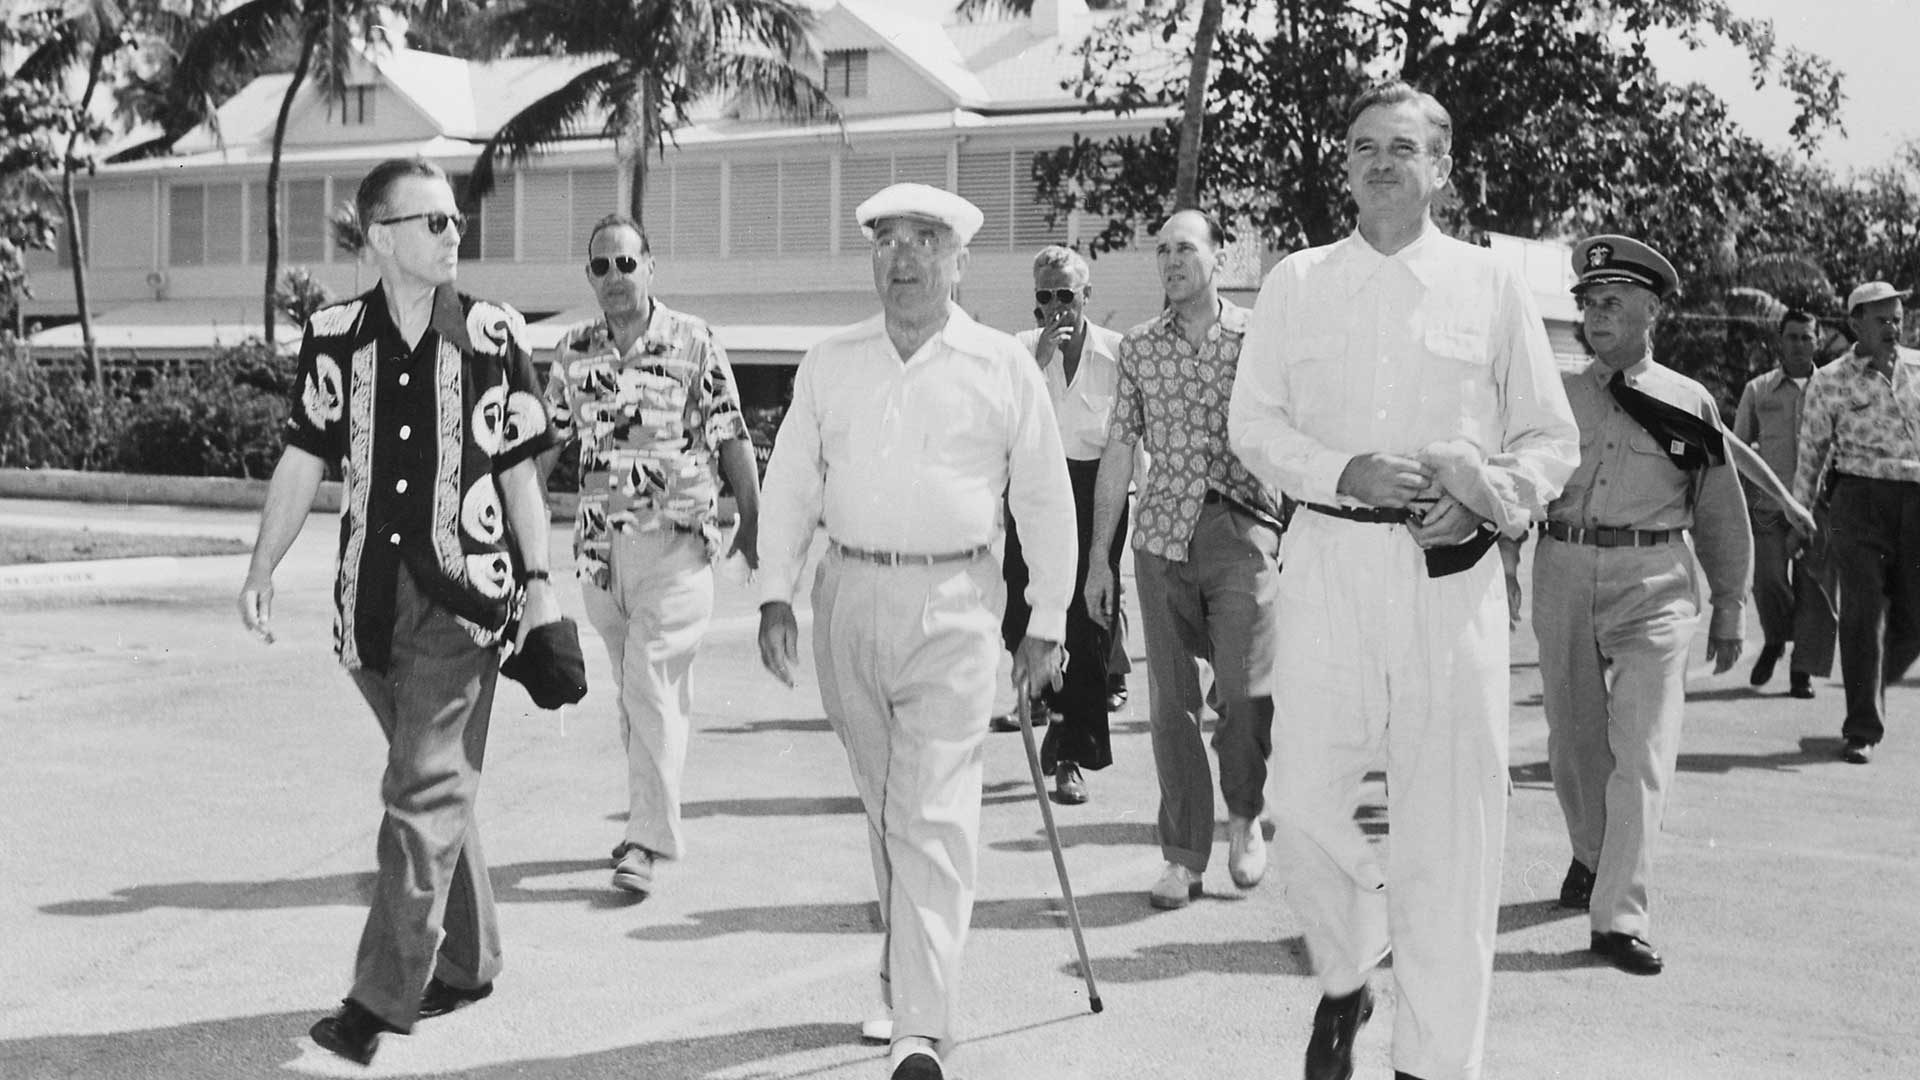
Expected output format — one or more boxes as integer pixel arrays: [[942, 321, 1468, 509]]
[[345, 566, 503, 1031], [1750, 509, 1836, 676], [1828, 474, 1920, 745], [1003, 456, 1123, 771]]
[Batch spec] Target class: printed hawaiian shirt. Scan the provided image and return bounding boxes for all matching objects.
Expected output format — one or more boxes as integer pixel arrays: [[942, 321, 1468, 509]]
[[1792, 345, 1920, 507], [283, 284, 557, 673], [1110, 300, 1285, 561], [544, 302, 750, 589]]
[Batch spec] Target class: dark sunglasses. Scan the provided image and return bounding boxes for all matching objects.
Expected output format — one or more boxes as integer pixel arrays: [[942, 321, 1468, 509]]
[[376, 211, 465, 236], [588, 255, 643, 277], [1035, 288, 1084, 305]]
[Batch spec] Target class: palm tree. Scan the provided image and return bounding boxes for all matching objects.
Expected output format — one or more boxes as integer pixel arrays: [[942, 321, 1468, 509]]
[[162, 1, 447, 343], [15, 0, 131, 385], [467, 0, 836, 229]]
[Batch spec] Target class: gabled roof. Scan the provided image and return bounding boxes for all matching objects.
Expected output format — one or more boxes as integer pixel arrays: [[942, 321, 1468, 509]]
[[833, 0, 990, 108]]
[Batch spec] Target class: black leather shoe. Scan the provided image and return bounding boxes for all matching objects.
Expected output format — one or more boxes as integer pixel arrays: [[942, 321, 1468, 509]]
[[419, 977, 493, 1019], [309, 998, 393, 1065], [1304, 985, 1373, 1080], [1748, 642, 1783, 686], [1841, 738, 1874, 764], [988, 713, 1019, 732], [1590, 931, 1664, 975], [1558, 858, 1595, 910], [1789, 672, 1815, 699], [891, 1051, 944, 1079], [1053, 762, 1088, 804]]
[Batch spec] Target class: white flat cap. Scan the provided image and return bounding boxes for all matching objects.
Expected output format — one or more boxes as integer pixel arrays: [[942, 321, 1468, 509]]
[[1847, 280, 1911, 312], [856, 183, 984, 246]]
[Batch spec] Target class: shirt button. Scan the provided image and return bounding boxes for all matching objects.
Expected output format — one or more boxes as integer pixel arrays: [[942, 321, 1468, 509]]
[[1376, 409, 1388, 420], [399, 373, 410, 386], [389, 532, 401, 544], [396, 479, 409, 493], [399, 425, 411, 440]]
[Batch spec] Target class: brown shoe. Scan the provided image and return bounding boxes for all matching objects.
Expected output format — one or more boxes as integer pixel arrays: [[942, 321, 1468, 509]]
[[309, 999, 393, 1065], [1053, 762, 1088, 804]]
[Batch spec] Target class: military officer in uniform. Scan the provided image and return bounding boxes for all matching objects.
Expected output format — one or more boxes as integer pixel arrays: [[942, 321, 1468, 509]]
[[1534, 235, 1752, 976]]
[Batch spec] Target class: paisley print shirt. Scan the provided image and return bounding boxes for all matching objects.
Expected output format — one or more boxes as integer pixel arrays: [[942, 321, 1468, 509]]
[[543, 303, 750, 589], [1792, 345, 1920, 506], [283, 285, 557, 673], [1109, 300, 1285, 561]]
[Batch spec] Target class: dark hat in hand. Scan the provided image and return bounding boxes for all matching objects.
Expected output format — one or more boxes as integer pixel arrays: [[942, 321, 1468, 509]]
[[500, 617, 588, 710]]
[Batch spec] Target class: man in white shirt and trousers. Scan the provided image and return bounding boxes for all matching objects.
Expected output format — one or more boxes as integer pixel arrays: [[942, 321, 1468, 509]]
[[757, 184, 1077, 1080], [1230, 82, 1578, 1080]]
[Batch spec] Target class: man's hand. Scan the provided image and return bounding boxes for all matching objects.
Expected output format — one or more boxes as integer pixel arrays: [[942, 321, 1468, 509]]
[[238, 573, 275, 644], [1407, 493, 1487, 548], [1336, 453, 1436, 509], [729, 520, 761, 571], [1034, 308, 1074, 364], [758, 601, 801, 688], [1012, 635, 1065, 697], [1704, 635, 1744, 674], [1084, 563, 1117, 628], [1784, 500, 1817, 542], [515, 579, 562, 650]]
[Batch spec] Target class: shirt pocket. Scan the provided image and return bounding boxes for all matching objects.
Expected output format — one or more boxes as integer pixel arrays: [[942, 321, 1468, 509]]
[[1282, 332, 1347, 417], [1422, 326, 1495, 437]]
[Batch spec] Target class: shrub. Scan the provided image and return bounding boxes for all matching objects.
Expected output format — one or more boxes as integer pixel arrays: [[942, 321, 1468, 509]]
[[110, 340, 296, 478], [0, 336, 125, 470]]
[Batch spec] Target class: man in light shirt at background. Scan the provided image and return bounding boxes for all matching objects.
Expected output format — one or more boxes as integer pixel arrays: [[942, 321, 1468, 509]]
[[754, 183, 1076, 1080]]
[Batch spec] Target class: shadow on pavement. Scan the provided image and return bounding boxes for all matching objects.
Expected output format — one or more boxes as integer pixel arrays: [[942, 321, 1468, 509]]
[[985, 819, 1157, 853], [683, 795, 866, 818], [1088, 935, 1312, 983], [629, 891, 1162, 943], [0, 1014, 866, 1080], [700, 716, 833, 736], [40, 858, 611, 916], [1677, 735, 1846, 774]]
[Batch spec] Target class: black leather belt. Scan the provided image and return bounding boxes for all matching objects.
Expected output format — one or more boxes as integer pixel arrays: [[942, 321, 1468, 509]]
[[1302, 502, 1415, 525], [1540, 521, 1684, 547], [830, 540, 991, 567]]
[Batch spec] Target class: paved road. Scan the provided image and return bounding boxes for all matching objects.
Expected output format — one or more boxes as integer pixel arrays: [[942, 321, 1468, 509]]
[[1, 497, 1915, 1078]]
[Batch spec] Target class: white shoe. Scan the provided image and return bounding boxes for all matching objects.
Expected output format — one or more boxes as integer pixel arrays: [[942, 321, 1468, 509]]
[[611, 843, 655, 896], [1149, 862, 1202, 909], [859, 1017, 893, 1044], [1227, 815, 1268, 889]]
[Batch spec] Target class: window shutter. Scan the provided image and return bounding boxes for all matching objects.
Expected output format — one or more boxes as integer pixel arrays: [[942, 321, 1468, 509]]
[[520, 172, 572, 262], [569, 168, 620, 259], [482, 173, 516, 262], [957, 149, 1013, 251], [838, 155, 892, 252], [730, 161, 779, 257], [168, 185, 206, 267], [892, 153, 947, 190], [206, 183, 245, 264], [246, 181, 268, 265], [671, 162, 722, 258], [779, 158, 831, 256], [1012, 150, 1065, 248], [285, 179, 327, 263]]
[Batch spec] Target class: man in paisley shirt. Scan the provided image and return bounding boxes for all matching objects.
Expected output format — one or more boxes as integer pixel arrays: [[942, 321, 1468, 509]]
[[541, 213, 761, 896], [1083, 208, 1288, 911], [238, 157, 560, 1064], [1792, 281, 1920, 765]]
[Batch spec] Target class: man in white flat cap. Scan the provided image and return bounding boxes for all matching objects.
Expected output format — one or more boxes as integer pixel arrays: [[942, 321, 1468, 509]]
[[756, 182, 1077, 1080], [1793, 280, 1920, 765]]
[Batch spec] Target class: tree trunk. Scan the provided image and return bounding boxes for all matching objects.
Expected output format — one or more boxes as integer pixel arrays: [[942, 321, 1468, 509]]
[[265, 23, 322, 344], [64, 42, 110, 385], [1172, 0, 1224, 211], [628, 79, 655, 227]]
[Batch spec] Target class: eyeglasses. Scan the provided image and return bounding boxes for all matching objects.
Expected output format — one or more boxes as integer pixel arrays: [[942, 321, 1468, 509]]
[[588, 255, 643, 277], [1035, 288, 1084, 306], [376, 211, 465, 236], [872, 233, 945, 253]]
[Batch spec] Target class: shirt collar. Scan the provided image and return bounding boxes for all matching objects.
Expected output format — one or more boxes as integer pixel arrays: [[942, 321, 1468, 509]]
[[1151, 297, 1249, 342], [1588, 353, 1652, 388], [1331, 218, 1445, 295]]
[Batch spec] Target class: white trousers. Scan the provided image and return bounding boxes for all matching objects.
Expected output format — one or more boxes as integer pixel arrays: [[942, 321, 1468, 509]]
[[1268, 514, 1509, 1080], [811, 549, 999, 1046], [580, 528, 714, 860]]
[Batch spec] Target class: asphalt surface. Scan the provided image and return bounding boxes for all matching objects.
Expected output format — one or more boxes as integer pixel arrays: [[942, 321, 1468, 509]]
[[1, 495, 1916, 1079]]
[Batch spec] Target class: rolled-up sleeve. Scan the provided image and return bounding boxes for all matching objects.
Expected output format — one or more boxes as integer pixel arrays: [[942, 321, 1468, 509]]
[[756, 348, 827, 606], [1004, 354, 1077, 642]]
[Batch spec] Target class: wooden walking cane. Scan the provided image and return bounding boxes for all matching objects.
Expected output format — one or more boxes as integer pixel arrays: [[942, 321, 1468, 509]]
[[1015, 690, 1104, 1013]]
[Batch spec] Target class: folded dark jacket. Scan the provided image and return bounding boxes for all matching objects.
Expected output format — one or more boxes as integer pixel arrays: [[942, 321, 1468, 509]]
[[500, 617, 588, 710]]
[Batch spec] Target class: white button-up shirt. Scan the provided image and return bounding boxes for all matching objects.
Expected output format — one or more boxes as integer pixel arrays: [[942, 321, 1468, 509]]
[[1014, 321, 1125, 461], [759, 305, 1079, 640], [1229, 222, 1578, 526]]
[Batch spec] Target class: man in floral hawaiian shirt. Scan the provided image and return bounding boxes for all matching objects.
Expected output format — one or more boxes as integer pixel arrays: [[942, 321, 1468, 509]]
[[1792, 280, 1920, 765], [1083, 208, 1288, 911], [542, 213, 761, 895], [239, 157, 560, 1065]]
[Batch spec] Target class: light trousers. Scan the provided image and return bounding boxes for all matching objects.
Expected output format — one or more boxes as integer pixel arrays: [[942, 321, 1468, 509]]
[[811, 549, 1000, 1046], [1268, 514, 1508, 1080], [346, 565, 503, 1032], [580, 527, 715, 859], [1533, 536, 1697, 940]]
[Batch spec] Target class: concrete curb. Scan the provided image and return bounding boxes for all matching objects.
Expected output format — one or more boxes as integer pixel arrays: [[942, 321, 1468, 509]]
[[0, 553, 248, 593], [0, 467, 587, 521]]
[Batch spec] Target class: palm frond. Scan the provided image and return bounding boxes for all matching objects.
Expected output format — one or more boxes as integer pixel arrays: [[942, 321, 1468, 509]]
[[706, 54, 837, 125], [166, 0, 302, 142], [468, 60, 625, 202]]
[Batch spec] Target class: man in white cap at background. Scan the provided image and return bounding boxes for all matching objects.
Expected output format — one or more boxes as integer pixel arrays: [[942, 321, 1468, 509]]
[[1793, 280, 1920, 765], [755, 183, 1077, 1080]]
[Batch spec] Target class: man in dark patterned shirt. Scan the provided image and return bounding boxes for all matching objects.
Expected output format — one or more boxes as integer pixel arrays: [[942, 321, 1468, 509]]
[[541, 213, 760, 897], [1084, 208, 1287, 910], [239, 157, 560, 1065]]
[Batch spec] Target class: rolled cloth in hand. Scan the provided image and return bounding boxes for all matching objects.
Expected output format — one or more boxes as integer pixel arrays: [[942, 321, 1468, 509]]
[[1416, 440, 1529, 538]]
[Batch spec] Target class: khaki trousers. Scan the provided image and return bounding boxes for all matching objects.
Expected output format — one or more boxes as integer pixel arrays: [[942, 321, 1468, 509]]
[[1268, 514, 1508, 1080], [346, 566, 503, 1031], [1533, 536, 1697, 940], [580, 528, 715, 859], [811, 549, 1000, 1046]]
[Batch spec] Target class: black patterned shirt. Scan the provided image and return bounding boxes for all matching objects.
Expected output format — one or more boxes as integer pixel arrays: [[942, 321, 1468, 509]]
[[283, 284, 558, 672]]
